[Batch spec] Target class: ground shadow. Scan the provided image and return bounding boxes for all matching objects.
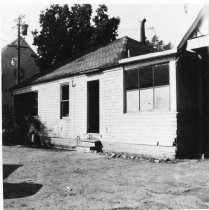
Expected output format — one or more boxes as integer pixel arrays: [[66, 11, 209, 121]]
[[3, 164, 23, 180], [3, 182, 42, 199], [3, 164, 42, 199]]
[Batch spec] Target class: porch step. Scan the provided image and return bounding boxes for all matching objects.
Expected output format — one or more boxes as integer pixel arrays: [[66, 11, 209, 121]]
[[76, 145, 95, 153], [82, 139, 99, 142], [76, 134, 103, 153], [80, 140, 97, 147], [81, 133, 102, 141]]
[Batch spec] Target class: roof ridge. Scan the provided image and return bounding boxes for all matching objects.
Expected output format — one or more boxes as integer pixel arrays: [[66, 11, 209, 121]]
[[1, 36, 37, 55]]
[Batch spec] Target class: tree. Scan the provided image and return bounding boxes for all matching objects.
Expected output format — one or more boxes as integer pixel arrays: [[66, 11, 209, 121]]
[[91, 5, 120, 47], [146, 34, 172, 51], [32, 4, 120, 72], [70, 4, 93, 56]]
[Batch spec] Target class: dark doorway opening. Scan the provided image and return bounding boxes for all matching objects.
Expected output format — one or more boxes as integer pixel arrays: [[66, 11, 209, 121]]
[[87, 80, 99, 133], [198, 48, 209, 158], [14, 91, 38, 118]]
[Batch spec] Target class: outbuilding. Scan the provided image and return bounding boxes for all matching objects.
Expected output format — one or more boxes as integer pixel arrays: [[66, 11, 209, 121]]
[[11, 5, 209, 158]]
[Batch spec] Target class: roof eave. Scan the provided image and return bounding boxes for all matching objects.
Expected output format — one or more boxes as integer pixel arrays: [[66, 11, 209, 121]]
[[11, 62, 122, 91], [119, 49, 177, 65], [178, 5, 209, 50]]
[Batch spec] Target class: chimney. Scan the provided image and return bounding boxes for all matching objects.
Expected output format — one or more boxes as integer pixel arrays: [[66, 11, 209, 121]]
[[139, 18, 146, 44]]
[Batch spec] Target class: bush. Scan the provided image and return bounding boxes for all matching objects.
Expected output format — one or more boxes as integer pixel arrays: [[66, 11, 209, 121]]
[[25, 116, 50, 146], [2, 115, 27, 145], [2, 115, 50, 147]]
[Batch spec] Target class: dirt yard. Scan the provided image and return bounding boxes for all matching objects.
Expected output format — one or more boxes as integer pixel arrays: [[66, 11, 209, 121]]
[[3, 145, 209, 209]]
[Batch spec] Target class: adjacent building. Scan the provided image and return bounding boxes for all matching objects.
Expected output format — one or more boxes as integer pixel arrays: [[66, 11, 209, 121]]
[[2, 37, 39, 119]]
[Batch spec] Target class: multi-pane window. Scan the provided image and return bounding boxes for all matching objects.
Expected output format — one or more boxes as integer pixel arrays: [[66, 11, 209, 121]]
[[60, 84, 69, 118], [125, 63, 170, 112]]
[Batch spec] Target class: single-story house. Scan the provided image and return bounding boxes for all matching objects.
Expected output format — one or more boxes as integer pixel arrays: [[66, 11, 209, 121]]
[[11, 5, 209, 158]]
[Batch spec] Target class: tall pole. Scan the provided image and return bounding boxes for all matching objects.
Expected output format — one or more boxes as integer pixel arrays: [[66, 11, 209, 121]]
[[9, 15, 28, 84], [17, 16, 21, 84]]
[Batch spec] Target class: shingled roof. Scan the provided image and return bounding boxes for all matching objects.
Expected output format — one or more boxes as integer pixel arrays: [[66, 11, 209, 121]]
[[12, 36, 155, 89], [2, 36, 36, 54]]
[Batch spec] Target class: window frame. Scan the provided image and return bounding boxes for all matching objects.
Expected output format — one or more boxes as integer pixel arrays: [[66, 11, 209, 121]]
[[60, 83, 69, 119], [125, 62, 170, 113]]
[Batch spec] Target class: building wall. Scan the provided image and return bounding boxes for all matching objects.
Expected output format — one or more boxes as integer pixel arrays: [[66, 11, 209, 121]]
[[200, 47, 209, 158], [13, 62, 177, 154], [2, 41, 39, 118], [176, 52, 203, 158], [100, 66, 177, 147]]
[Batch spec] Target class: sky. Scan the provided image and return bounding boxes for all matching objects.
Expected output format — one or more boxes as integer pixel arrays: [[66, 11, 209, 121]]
[[0, 1, 206, 52]]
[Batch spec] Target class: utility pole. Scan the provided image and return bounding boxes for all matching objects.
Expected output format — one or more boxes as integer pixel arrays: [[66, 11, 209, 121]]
[[17, 16, 21, 84], [8, 14, 29, 84]]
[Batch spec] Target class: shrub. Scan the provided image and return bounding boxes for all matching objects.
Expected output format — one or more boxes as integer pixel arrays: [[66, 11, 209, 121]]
[[2, 115, 50, 147]]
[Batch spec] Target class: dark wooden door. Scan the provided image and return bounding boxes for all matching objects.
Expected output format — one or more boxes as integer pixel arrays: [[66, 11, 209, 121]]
[[87, 80, 99, 133]]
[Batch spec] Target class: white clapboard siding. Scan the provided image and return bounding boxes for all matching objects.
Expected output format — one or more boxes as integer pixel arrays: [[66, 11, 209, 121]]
[[13, 64, 177, 148]]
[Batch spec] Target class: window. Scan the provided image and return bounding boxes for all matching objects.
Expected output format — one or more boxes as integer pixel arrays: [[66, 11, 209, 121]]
[[60, 84, 69, 118], [125, 63, 170, 112], [126, 69, 139, 111]]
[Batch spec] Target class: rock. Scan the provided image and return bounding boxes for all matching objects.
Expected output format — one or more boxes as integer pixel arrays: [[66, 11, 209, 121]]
[[110, 153, 116, 158], [16, 145, 22, 147], [116, 154, 121, 158], [66, 187, 72, 191], [130, 156, 135, 159], [121, 154, 127, 159], [191, 159, 198, 163], [154, 159, 160, 163]]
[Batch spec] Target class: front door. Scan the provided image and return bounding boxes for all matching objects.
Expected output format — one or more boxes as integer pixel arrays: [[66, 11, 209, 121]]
[[87, 80, 99, 133]]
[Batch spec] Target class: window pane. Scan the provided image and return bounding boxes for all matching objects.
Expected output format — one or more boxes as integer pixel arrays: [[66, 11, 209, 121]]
[[140, 88, 153, 110], [154, 63, 169, 86], [62, 85, 69, 100], [126, 70, 139, 90], [154, 86, 169, 110], [139, 66, 153, 88], [126, 90, 139, 111], [61, 101, 69, 117]]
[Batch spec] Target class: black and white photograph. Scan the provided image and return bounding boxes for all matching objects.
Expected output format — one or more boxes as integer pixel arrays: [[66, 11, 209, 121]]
[[1, 1, 209, 209]]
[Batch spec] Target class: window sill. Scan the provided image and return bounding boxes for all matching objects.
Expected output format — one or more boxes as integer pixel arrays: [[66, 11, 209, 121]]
[[60, 117, 70, 121], [124, 110, 177, 115]]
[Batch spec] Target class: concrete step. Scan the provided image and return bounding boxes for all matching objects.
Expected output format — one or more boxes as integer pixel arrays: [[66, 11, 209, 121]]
[[81, 133, 102, 141], [76, 135, 103, 153], [81, 139, 99, 143], [76, 145, 95, 153], [80, 141, 96, 147], [76, 139, 97, 152]]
